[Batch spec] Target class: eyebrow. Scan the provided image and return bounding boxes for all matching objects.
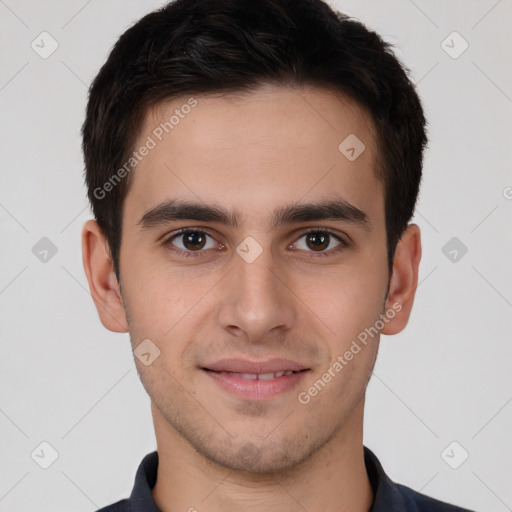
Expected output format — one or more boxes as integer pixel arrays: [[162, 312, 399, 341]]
[[136, 198, 371, 232]]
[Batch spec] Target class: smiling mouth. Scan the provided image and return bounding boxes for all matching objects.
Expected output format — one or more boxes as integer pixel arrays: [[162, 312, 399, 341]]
[[201, 367, 310, 399], [202, 369, 307, 380]]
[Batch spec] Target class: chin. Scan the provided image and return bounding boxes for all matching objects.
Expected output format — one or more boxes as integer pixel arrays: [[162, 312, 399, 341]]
[[190, 431, 334, 475]]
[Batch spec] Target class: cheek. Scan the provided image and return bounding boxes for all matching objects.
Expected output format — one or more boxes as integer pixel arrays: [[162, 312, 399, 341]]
[[121, 262, 179, 341], [122, 261, 214, 372], [302, 262, 387, 342]]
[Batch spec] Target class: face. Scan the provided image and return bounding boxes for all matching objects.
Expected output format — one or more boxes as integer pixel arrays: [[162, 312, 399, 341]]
[[85, 84, 416, 474]]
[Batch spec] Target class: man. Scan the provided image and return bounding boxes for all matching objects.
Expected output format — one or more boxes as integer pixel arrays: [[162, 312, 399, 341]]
[[81, 0, 475, 510]]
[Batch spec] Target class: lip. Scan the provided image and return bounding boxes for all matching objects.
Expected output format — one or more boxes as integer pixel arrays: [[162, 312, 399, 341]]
[[201, 358, 310, 400]]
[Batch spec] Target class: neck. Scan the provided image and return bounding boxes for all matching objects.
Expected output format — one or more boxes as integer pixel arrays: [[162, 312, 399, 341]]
[[151, 402, 373, 512]]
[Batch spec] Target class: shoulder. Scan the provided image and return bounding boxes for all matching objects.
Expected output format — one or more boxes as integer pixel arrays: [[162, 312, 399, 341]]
[[363, 446, 476, 512], [395, 482, 476, 512], [93, 499, 130, 512]]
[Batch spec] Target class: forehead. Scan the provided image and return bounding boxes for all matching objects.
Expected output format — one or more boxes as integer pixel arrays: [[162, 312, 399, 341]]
[[123, 84, 383, 228]]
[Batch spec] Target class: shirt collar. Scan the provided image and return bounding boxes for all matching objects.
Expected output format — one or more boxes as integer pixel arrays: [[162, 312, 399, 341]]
[[128, 450, 160, 511], [364, 446, 411, 511]]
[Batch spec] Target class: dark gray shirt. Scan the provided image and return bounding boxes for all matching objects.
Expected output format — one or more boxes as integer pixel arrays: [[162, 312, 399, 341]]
[[95, 446, 475, 511]]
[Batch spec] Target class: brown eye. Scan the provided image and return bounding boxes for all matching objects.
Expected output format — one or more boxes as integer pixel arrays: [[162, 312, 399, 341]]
[[305, 232, 330, 251], [181, 231, 207, 251], [293, 229, 346, 255], [165, 229, 218, 256]]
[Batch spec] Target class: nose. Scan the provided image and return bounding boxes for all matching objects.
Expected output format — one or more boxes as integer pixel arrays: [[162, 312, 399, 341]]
[[216, 244, 297, 342]]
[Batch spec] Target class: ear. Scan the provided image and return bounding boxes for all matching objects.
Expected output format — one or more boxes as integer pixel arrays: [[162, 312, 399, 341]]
[[381, 224, 422, 335], [81, 219, 129, 333]]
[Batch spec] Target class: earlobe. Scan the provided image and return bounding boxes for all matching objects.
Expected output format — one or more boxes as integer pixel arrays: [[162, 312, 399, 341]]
[[381, 224, 422, 336], [81, 219, 129, 333]]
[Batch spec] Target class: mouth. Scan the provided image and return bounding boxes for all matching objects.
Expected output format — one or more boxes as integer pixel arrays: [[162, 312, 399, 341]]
[[201, 359, 310, 399], [203, 369, 304, 380]]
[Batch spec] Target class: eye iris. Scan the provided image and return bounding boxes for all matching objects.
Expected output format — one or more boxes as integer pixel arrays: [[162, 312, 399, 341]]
[[307, 232, 329, 251], [183, 232, 206, 250]]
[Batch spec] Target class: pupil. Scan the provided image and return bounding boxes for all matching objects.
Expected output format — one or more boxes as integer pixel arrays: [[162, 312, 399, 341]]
[[185, 232, 205, 250], [308, 233, 328, 251]]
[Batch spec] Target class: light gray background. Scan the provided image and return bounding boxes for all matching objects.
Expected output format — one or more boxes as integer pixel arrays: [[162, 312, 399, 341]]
[[1, 1, 511, 511]]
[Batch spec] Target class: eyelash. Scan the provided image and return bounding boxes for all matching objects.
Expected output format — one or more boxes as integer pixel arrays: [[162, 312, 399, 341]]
[[162, 228, 348, 258]]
